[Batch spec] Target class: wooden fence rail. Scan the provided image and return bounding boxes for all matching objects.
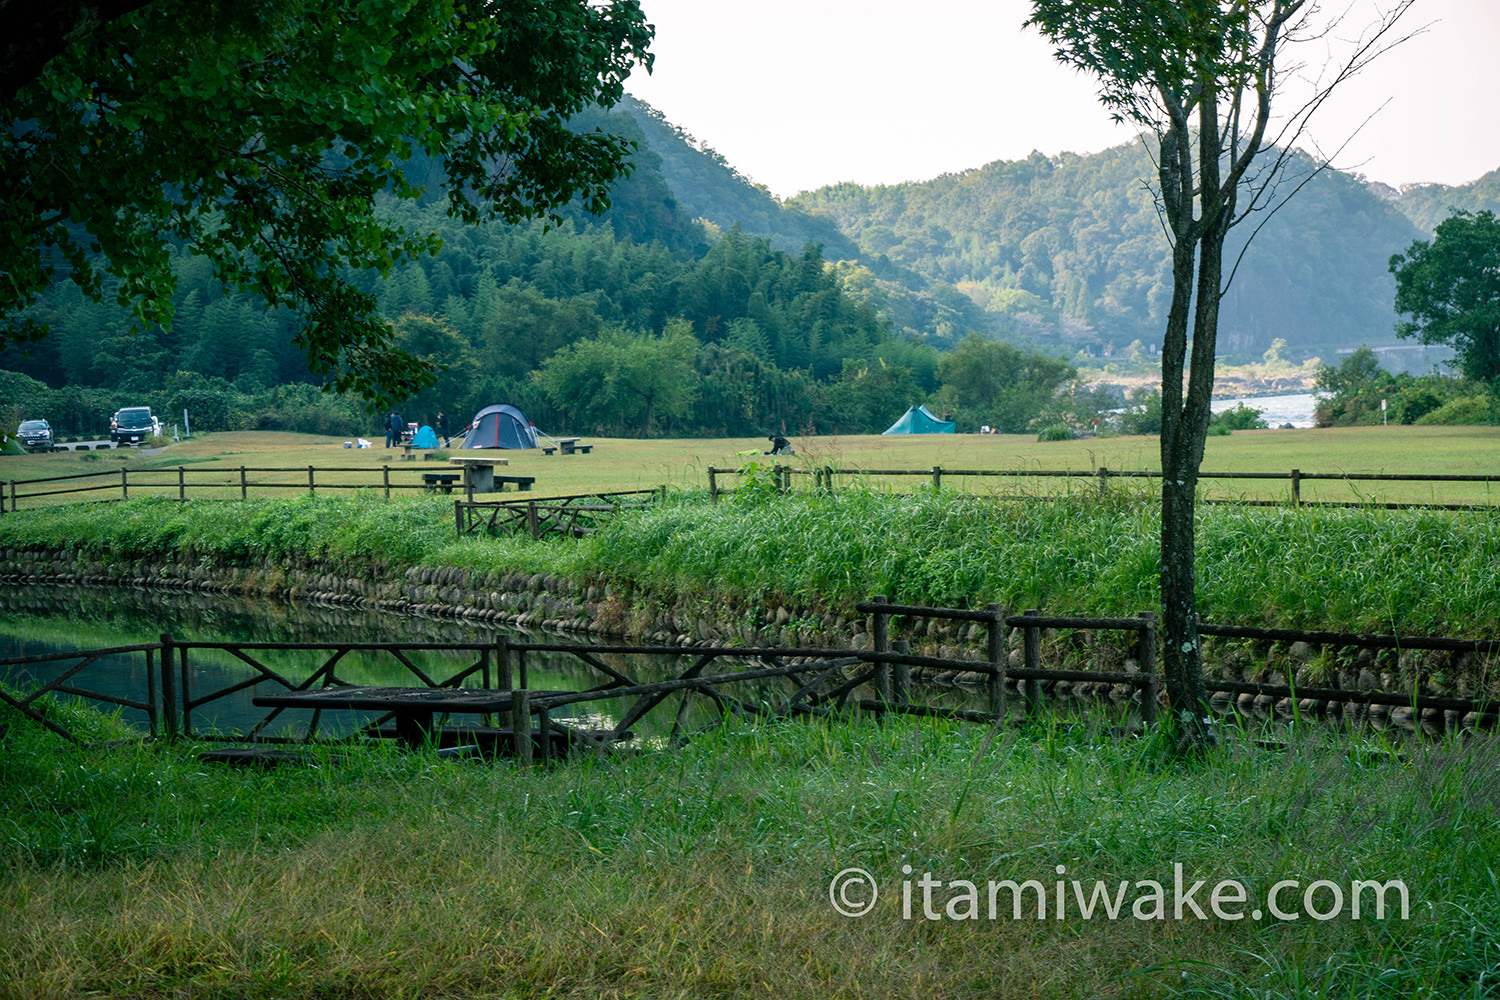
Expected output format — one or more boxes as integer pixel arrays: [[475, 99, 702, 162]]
[[6, 597, 1497, 752], [454, 489, 662, 540], [707, 465, 1500, 510], [1, 465, 480, 513]]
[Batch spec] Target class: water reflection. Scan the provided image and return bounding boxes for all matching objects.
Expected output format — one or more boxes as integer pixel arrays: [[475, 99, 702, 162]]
[[0, 585, 823, 743]]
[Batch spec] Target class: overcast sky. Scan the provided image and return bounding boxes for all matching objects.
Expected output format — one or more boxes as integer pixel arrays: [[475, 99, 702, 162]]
[[625, 0, 1499, 200]]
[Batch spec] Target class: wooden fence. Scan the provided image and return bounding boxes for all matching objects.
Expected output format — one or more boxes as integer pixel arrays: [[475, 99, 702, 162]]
[[707, 465, 1500, 510], [454, 489, 662, 540], [6, 597, 1498, 756], [0, 464, 482, 513]]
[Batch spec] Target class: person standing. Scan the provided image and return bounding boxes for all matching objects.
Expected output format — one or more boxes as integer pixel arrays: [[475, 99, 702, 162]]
[[437, 410, 450, 448], [384, 411, 396, 448], [389, 410, 405, 448]]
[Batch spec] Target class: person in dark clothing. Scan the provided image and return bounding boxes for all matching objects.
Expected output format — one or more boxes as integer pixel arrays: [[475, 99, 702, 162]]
[[384, 411, 397, 448], [388, 411, 405, 447], [437, 410, 450, 448], [768, 434, 790, 455]]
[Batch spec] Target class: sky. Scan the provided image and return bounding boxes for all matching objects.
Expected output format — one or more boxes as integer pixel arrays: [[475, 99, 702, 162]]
[[625, 0, 1500, 200]]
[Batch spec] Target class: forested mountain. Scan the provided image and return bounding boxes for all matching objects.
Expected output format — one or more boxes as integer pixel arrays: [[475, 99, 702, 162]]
[[790, 144, 1433, 362], [1387, 168, 1500, 234], [7, 93, 1498, 440]]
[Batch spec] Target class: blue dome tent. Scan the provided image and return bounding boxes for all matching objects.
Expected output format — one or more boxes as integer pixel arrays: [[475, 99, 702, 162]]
[[882, 405, 955, 435], [460, 404, 539, 449], [410, 425, 439, 448]]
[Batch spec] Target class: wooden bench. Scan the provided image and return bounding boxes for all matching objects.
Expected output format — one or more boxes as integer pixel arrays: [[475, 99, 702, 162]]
[[494, 475, 535, 491], [542, 446, 557, 456], [422, 472, 461, 493]]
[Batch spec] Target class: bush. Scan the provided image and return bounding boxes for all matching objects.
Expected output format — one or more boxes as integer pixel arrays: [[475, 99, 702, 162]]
[[1414, 395, 1499, 426], [1210, 402, 1267, 430], [1036, 424, 1072, 442]]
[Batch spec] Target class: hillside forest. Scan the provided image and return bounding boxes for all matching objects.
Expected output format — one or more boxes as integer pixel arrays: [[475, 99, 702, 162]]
[[4, 96, 1499, 441]]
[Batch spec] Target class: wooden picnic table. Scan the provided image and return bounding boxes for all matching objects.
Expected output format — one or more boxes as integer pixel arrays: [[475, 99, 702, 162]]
[[447, 454, 518, 495], [253, 685, 565, 750], [543, 438, 592, 456]]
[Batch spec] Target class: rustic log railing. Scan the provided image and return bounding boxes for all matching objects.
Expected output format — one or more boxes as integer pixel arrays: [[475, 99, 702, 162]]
[[4, 601, 1496, 752], [0, 464, 477, 513], [707, 465, 1500, 510], [454, 489, 662, 540]]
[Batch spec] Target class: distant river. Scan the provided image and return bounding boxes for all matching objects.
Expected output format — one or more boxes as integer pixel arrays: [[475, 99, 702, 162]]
[[1210, 392, 1318, 429]]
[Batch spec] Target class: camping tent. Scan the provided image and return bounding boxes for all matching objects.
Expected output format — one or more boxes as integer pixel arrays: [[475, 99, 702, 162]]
[[460, 404, 539, 449], [882, 405, 956, 435], [410, 425, 439, 449]]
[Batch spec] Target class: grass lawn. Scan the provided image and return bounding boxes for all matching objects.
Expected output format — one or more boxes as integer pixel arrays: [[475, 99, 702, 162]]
[[3, 425, 1499, 508], [3, 701, 1497, 1000]]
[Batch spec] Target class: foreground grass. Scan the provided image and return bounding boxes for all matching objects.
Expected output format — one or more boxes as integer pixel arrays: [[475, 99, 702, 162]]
[[3, 701, 1497, 999], [4, 488, 1499, 636]]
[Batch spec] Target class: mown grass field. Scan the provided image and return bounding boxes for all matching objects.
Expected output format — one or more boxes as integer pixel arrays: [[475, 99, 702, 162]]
[[4, 424, 1499, 507]]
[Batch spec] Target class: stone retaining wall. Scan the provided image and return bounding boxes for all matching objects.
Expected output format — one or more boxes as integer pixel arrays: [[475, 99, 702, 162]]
[[3, 545, 1495, 707]]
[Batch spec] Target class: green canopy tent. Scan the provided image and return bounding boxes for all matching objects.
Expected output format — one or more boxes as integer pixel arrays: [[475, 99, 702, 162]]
[[882, 405, 956, 435]]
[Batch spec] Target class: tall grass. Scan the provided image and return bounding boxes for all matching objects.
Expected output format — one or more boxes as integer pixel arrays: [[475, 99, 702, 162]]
[[3, 489, 1499, 634], [3, 703, 1498, 998]]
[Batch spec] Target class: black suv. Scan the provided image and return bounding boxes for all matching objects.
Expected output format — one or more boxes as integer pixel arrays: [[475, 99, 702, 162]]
[[17, 419, 53, 452], [111, 407, 156, 444]]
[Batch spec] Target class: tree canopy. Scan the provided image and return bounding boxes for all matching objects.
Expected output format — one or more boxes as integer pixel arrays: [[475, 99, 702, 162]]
[[1025, 0, 1414, 749], [1390, 210, 1500, 385], [1, 0, 653, 403]]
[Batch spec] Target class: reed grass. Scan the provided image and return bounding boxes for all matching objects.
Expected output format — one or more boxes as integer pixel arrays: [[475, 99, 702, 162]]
[[4, 487, 1499, 635]]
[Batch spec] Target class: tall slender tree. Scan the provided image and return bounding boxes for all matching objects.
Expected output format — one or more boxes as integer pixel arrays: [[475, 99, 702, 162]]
[[1025, 0, 1415, 748]]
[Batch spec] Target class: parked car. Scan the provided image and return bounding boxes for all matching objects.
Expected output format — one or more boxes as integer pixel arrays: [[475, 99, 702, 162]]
[[111, 407, 157, 444], [16, 419, 53, 452]]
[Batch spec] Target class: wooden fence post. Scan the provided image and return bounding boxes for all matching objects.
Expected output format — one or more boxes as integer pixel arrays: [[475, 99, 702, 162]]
[[513, 688, 532, 765], [892, 639, 911, 705], [382, 465, 390, 501], [872, 595, 891, 705], [177, 467, 185, 501], [178, 637, 194, 737], [708, 467, 719, 503], [526, 501, 540, 540], [145, 644, 158, 737], [308, 466, 316, 496], [240, 467, 248, 501], [158, 633, 178, 740], [1023, 609, 1043, 716], [1137, 610, 1157, 727], [1290, 469, 1302, 507], [986, 603, 1006, 722], [1097, 467, 1109, 497], [537, 707, 552, 764], [121, 468, 129, 500], [454, 500, 463, 537], [932, 465, 942, 490], [496, 637, 512, 729], [825, 466, 835, 494]]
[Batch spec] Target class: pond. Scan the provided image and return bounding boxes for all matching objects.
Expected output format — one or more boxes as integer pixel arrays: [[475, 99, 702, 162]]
[[0, 585, 1009, 746], [0, 586, 763, 743]]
